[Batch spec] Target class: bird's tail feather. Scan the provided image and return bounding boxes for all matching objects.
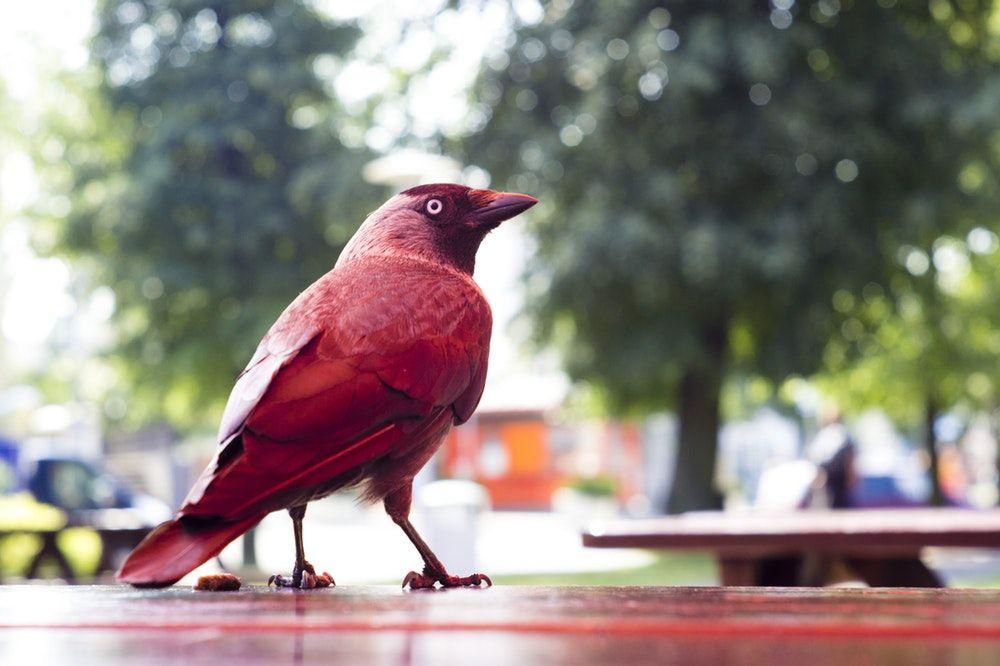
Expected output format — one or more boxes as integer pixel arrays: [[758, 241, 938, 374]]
[[116, 512, 264, 588]]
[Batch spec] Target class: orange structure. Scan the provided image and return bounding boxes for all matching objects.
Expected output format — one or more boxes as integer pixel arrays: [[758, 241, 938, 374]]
[[439, 409, 564, 509], [438, 408, 648, 510]]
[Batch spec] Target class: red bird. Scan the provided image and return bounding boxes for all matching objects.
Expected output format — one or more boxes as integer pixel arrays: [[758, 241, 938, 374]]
[[117, 184, 536, 589]]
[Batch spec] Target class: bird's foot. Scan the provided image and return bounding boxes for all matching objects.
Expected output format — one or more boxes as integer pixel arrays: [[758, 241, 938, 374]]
[[268, 561, 335, 589], [268, 570, 334, 589], [402, 566, 491, 590]]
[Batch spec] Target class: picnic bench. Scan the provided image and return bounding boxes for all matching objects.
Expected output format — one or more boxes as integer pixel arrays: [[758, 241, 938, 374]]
[[583, 508, 1000, 587], [0, 526, 150, 583], [0, 585, 998, 664]]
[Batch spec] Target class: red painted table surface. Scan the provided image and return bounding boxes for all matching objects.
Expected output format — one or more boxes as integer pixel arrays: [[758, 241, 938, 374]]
[[1, 585, 999, 664], [583, 508, 1000, 553]]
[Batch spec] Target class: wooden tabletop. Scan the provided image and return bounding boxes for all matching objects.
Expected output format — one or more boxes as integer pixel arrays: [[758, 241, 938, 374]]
[[583, 508, 1000, 554], [1, 585, 999, 664]]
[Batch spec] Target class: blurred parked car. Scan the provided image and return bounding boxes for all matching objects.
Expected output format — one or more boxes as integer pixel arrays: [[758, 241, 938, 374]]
[[0, 437, 169, 528]]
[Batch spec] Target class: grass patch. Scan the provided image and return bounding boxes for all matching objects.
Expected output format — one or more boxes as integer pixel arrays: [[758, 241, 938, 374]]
[[947, 572, 1000, 589], [491, 551, 718, 586]]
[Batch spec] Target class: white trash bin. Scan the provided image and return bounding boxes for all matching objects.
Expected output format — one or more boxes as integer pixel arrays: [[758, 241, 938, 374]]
[[415, 480, 490, 574]]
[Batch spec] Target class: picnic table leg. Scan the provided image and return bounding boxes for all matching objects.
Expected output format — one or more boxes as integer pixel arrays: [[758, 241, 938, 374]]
[[757, 556, 810, 586], [96, 532, 125, 577], [25, 532, 76, 583], [717, 557, 760, 586], [726, 556, 816, 586], [95, 540, 115, 577], [95, 530, 153, 579], [845, 555, 943, 588]]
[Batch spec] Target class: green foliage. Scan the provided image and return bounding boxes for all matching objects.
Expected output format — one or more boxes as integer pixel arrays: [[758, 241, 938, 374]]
[[44, 0, 382, 428], [468, 0, 999, 406], [463, 1, 1000, 509], [565, 474, 618, 497], [820, 231, 1000, 425]]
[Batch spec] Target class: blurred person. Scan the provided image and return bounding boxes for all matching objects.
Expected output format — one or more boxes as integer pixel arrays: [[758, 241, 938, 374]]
[[754, 405, 860, 585], [754, 405, 857, 511], [805, 406, 858, 510]]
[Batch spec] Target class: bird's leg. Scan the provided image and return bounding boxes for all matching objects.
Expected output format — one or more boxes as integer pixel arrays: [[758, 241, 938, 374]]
[[268, 504, 334, 589], [385, 484, 491, 590]]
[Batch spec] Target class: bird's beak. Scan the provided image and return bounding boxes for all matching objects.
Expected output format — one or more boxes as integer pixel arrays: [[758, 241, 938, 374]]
[[471, 191, 538, 226]]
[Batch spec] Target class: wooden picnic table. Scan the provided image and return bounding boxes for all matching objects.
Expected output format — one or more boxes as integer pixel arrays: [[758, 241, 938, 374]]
[[1, 585, 998, 664], [583, 508, 1000, 587]]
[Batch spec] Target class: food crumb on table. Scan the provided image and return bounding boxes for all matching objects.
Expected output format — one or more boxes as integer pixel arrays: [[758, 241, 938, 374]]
[[195, 573, 242, 591]]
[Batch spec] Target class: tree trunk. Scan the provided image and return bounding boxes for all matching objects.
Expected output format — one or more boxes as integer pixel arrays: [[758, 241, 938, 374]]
[[925, 396, 944, 506], [667, 325, 726, 513], [242, 528, 258, 568]]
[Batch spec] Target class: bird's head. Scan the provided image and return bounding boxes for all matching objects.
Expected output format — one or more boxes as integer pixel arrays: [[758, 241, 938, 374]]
[[337, 183, 537, 274]]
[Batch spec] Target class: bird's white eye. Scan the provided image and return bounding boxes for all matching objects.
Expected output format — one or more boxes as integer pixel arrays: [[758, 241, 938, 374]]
[[425, 198, 443, 215]]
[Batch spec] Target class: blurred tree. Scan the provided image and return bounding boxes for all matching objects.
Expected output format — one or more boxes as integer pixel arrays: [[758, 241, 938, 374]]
[[465, 1, 1000, 511], [42, 0, 381, 428], [0, 78, 10, 387], [820, 230, 1000, 505]]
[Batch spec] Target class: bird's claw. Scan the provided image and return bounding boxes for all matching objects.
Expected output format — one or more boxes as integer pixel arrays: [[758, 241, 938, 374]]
[[301, 570, 335, 589], [401, 570, 436, 590], [268, 562, 334, 589], [402, 570, 492, 590], [442, 572, 492, 588]]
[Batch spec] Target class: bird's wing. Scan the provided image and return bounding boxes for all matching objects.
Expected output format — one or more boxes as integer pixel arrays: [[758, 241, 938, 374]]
[[215, 320, 320, 445], [183, 258, 491, 519]]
